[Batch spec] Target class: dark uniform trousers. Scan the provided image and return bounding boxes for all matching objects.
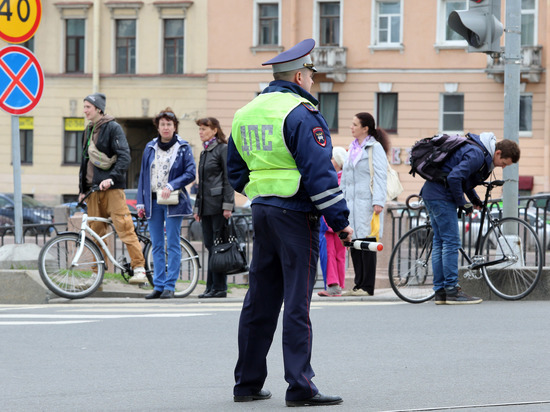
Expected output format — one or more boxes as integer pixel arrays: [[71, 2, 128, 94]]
[[234, 204, 320, 401]]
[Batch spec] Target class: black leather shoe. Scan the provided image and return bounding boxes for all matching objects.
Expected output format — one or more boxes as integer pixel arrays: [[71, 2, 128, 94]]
[[234, 389, 272, 402], [198, 290, 212, 298], [160, 290, 174, 299], [211, 291, 227, 298], [145, 290, 162, 300], [286, 393, 343, 407]]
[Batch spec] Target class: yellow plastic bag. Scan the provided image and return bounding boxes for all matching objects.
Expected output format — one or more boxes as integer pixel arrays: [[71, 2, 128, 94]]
[[369, 213, 380, 242]]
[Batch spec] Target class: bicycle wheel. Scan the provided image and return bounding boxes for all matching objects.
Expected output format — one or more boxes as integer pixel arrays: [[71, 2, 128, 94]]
[[480, 217, 543, 300], [388, 225, 435, 303], [38, 233, 105, 299], [145, 236, 200, 298]]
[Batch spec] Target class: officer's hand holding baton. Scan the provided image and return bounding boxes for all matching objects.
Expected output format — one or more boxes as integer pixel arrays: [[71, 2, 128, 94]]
[[338, 230, 384, 252], [337, 226, 353, 244]]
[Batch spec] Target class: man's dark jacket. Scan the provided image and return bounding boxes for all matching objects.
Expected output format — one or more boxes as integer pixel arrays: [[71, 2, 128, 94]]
[[79, 117, 131, 194]]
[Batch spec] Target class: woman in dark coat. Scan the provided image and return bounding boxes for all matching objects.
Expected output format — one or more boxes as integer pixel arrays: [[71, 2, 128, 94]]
[[193, 117, 235, 298]]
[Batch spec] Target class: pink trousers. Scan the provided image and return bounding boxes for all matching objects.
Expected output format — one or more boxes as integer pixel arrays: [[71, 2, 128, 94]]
[[324, 231, 346, 288]]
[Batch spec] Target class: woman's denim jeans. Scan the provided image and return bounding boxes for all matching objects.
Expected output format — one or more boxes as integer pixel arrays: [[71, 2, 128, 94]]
[[148, 200, 184, 292], [423, 199, 461, 291]]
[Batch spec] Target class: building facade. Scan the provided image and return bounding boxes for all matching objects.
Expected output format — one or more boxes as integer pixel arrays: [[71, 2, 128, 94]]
[[205, 0, 549, 199], [0, 0, 548, 205], [0, 0, 208, 204]]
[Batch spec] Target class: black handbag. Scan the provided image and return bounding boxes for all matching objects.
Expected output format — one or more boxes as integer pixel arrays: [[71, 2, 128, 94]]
[[209, 218, 248, 275]]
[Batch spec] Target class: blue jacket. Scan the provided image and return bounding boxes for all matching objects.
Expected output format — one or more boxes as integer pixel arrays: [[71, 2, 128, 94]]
[[227, 80, 349, 232], [420, 133, 493, 208], [137, 135, 196, 218]]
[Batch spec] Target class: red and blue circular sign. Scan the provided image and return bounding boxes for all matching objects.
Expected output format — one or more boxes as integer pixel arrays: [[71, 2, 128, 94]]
[[0, 45, 44, 115]]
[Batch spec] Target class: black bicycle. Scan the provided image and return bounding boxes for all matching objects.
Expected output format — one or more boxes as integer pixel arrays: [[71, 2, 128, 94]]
[[388, 180, 543, 303], [38, 187, 200, 299]]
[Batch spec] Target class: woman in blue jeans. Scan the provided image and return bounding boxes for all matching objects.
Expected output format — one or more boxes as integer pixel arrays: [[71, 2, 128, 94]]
[[136, 108, 196, 299]]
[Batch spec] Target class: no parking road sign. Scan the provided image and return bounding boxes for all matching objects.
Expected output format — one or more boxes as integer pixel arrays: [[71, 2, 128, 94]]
[[0, 45, 44, 115]]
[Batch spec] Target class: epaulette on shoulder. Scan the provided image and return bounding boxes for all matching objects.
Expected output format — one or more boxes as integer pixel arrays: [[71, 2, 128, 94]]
[[301, 102, 319, 113]]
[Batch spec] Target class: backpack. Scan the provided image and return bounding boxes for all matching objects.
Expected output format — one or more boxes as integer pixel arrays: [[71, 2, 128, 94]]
[[409, 133, 489, 185]]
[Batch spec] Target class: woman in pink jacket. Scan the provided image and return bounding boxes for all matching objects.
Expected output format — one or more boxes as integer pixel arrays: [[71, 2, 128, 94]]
[[318, 146, 348, 297]]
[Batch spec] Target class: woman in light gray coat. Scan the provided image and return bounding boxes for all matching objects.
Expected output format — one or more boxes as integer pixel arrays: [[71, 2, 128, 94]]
[[341, 112, 389, 296]]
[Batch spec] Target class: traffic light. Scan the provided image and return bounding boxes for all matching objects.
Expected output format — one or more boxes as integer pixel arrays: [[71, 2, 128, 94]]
[[448, 0, 503, 53]]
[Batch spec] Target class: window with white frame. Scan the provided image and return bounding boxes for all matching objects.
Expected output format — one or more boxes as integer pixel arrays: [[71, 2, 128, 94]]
[[519, 94, 532, 133], [521, 0, 537, 46], [259, 3, 279, 45], [163, 19, 184, 74], [66, 19, 85, 73], [437, 0, 467, 45], [377, 93, 398, 133], [319, 93, 339, 132], [319, 2, 340, 46], [116, 19, 136, 74], [253, 1, 281, 48], [441, 94, 464, 133], [373, 0, 402, 46]]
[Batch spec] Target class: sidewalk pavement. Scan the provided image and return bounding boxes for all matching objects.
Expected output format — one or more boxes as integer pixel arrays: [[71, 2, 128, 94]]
[[50, 276, 402, 304]]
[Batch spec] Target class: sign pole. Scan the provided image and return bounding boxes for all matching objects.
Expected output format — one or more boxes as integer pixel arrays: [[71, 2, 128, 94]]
[[11, 115, 23, 243]]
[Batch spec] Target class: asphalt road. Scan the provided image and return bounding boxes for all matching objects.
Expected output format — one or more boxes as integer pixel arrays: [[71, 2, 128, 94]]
[[1, 300, 549, 411]]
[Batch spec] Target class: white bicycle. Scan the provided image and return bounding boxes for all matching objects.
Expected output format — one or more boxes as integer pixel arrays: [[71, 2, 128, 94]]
[[38, 187, 200, 299]]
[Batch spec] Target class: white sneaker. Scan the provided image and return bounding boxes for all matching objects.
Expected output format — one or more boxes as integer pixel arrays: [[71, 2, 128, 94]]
[[129, 266, 147, 284]]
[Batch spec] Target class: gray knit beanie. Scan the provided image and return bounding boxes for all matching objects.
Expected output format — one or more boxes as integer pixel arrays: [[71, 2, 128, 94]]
[[84, 92, 106, 113]]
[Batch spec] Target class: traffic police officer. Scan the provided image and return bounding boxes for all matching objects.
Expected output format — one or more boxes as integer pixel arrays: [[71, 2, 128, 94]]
[[228, 38, 353, 407]]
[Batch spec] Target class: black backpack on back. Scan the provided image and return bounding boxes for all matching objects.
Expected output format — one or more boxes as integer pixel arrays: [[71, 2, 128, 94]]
[[409, 133, 489, 185]]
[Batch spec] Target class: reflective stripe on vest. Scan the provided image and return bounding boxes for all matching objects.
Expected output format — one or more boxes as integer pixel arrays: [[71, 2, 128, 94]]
[[231, 92, 310, 199]]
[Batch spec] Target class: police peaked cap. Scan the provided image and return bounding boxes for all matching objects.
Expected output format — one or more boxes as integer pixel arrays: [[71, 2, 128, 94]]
[[262, 38, 317, 73]]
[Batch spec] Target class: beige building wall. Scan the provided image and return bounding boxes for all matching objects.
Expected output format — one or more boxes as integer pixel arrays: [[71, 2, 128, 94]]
[[0, 0, 208, 205], [205, 0, 550, 199], [1, 0, 549, 205]]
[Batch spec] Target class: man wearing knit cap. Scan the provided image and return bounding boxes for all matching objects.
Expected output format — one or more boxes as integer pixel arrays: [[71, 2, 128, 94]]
[[228, 39, 352, 407], [79, 92, 146, 283]]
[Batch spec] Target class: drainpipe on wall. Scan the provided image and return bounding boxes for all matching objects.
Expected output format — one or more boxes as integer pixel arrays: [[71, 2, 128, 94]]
[[92, 0, 100, 92], [544, 2, 550, 192]]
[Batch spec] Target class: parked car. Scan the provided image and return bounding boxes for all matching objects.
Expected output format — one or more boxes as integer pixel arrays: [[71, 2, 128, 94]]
[[124, 188, 138, 210], [0, 193, 54, 234], [460, 208, 550, 250]]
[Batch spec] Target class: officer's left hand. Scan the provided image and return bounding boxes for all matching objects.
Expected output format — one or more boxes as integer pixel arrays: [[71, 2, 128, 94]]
[[223, 210, 232, 219], [338, 226, 353, 244]]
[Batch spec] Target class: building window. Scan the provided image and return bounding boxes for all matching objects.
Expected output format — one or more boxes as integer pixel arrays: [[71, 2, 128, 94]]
[[116, 19, 136, 74], [19, 117, 33, 164], [319, 93, 338, 132], [438, 0, 467, 44], [319, 2, 340, 46], [164, 19, 184, 74], [66, 19, 85, 73], [64, 118, 85, 165], [441, 94, 464, 132], [259, 3, 278, 45], [519, 94, 532, 133], [374, 0, 402, 45], [377, 93, 398, 133], [521, 0, 537, 46]]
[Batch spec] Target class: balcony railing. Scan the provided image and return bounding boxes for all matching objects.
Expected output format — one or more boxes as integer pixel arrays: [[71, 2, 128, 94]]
[[486, 45, 544, 83], [310, 46, 348, 82]]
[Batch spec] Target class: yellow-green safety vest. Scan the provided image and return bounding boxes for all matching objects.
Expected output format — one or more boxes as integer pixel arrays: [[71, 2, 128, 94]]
[[231, 92, 311, 199]]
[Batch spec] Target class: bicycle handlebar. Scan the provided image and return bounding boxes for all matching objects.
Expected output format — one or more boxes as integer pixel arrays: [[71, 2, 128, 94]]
[[77, 186, 100, 210]]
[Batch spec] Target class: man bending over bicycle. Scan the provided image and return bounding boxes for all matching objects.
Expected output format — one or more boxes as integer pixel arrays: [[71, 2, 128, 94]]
[[78, 92, 147, 284], [420, 133, 520, 305]]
